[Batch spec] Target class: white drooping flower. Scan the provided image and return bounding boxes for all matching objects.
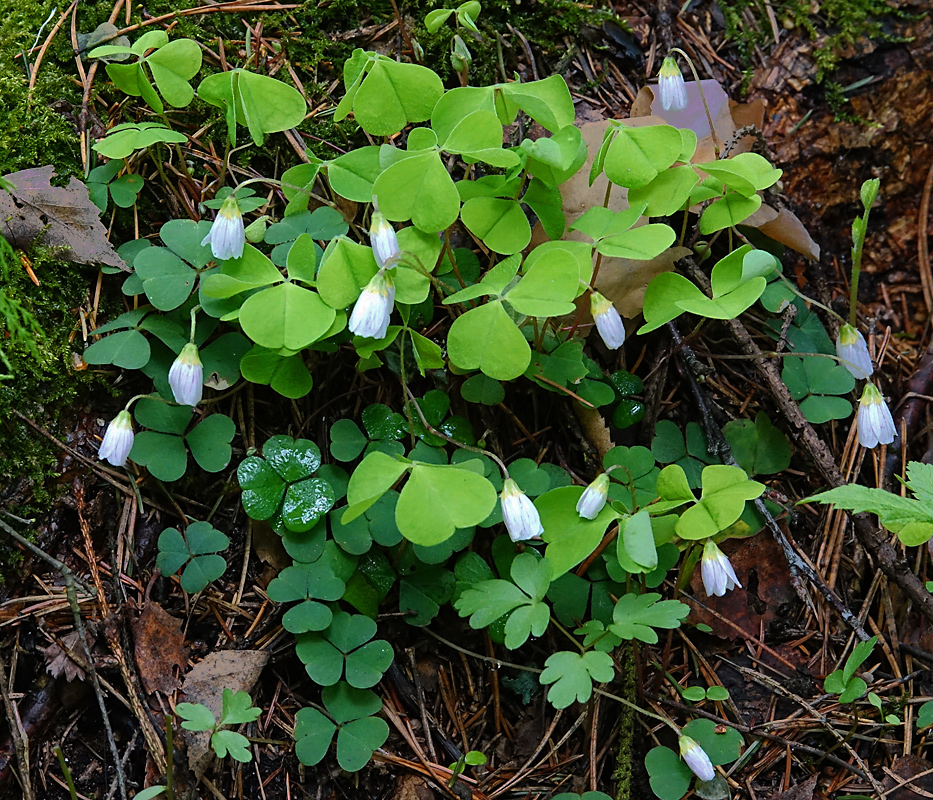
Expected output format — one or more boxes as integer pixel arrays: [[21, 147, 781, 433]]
[[349, 270, 396, 340], [370, 208, 400, 268], [700, 541, 742, 597], [658, 56, 688, 111], [201, 194, 245, 261], [857, 382, 896, 449], [679, 735, 715, 782], [836, 323, 873, 380], [168, 343, 204, 407], [576, 474, 609, 520], [500, 478, 543, 542], [99, 410, 134, 468], [590, 292, 626, 350]]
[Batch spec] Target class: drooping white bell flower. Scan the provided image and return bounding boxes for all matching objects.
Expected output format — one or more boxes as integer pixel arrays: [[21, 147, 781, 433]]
[[590, 292, 626, 350], [576, 474, 609, 520], [679, 735, 715, 782], [658, 56, 688, 111], [836, 324, 873, 380], [856, 383, 896, 449], [168, 343, 204, 407], [349, 270, 396, 340], [500, 478, 543, 542], [700, 540, 742, 597], [99, 410, 134, 468], [370, 209, 400, 269], [201, 194, 245, 261]]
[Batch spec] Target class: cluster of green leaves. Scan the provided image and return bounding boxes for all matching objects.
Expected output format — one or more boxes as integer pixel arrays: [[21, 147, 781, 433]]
[[176, 689, 262, 763], [83, 23, 798, 788]]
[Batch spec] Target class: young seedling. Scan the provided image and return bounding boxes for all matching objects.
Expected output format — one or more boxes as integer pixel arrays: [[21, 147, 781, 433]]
[[175, 689, 262, 763]]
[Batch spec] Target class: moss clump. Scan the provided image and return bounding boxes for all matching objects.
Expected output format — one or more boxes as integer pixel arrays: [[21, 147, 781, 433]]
[[720, 0, 905, 82], [0, 1, 116, 177], [0, 246, 97, 512]]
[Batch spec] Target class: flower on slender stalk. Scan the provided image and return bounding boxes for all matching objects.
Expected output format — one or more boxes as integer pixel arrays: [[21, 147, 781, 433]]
[[679, 735, 715, 782], [857, 383, 896, 449], [500, 478, 543, 542], [836, 323, 873, 380], [201, 194, 245, 261], [370, 209, 400, 269], [658, 56, 688, 111], [700, 541, 742, 597], [576, 474, 609, 520], [169, 343, 204, 407], [590, 292, 626, 350], [349, 270, 396, 339], [99, 410, 134, 468]]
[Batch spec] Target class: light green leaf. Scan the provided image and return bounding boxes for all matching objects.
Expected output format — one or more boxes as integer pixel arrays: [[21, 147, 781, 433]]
[[609, 592, 689, 644], [373, 151, 460, 233], [699, 192, 762, 234], [504, 249, 578, 317], [239, 283, 336, 350], [395, 463, 497, 545], [447, 300, 531, 380], [540, 650, 615, 708], [675, 465, 765, 540], [603, 124, 683, 189]]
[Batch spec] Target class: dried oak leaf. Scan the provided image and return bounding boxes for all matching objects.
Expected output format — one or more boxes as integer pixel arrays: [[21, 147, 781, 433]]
[[132, 602, 186, 695], [0, 166, 126, 270]]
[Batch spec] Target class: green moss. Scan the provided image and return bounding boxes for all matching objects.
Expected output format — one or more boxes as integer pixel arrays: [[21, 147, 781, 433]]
[[720, 0, 905, 82], [612, 643, 636, 799], [0, 248, 97, 512]]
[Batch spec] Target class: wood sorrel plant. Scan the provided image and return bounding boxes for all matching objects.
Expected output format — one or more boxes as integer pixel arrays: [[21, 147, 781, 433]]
[[80, 25, 872, 795]]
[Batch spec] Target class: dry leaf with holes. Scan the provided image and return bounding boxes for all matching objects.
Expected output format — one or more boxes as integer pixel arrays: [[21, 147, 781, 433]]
[[0, 166, 126, 270], [132, 602, 186, 695]]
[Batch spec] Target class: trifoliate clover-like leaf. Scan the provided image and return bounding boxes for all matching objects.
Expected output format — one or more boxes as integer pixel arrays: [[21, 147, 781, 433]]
[[540, 650, 615, 708], [295, 611, 393, 688]]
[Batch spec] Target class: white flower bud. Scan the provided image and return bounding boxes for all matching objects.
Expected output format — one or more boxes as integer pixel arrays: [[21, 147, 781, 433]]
[[201, 195, 245, 261], [590, 292, 626, 350], [576, 474, 609, 520], [658, 56, 688, 111], [349, 270, 396, 340], [500, 478, 543, 542], [168, 343, 204, 407], [99, 410, 134, 468], [835, 324, 873, 380], [700, 541, 741, 597], [857, 383, 896, 449], [370, 210, 400, 269], [679, 735, 715, 782]]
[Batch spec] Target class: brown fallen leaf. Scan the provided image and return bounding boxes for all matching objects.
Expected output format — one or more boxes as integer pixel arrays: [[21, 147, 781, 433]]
[[43, 631, 86, 682], [0, 166, 126, 270], [883, 755, 933, 800], [687, 532, 797, 641], [132, 602, 186, 695], [179, 650, 270, 777], [766, 774, 820, 800]]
